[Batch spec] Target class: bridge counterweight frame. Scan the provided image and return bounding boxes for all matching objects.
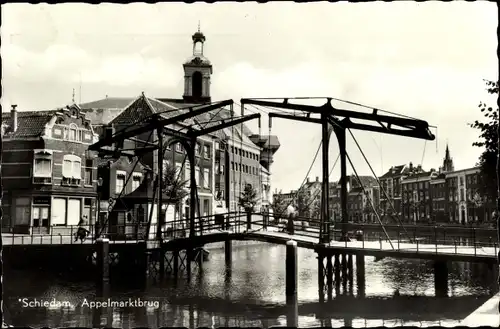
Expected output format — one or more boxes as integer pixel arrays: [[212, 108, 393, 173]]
[[88, 98, 261, 243], [241, 97, 435, 243]]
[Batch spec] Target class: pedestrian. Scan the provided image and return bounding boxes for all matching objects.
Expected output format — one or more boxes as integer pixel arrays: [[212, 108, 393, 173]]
[[75, 216, 90, 243]]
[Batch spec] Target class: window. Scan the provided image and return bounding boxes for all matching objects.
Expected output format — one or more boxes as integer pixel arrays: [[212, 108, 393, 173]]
[[203, 145, 210, 159], [175, 143, 183, 152], [215, 142, 220, 150], [185, 164, 191, 181], [231, 146, 234, 153], [132, 174, 142, 191], [195, 143, 201, 156], [116, 172, 126, 194], [231, 162, 235, 171], [460, 177, 464, 186], [62, 154, 82, 185], [33, 150, 53, 184], [64, 123, 81, 142], [84, 159, 93, 186], [460, 189, 464, 202], [215, 161, 220, 174], [203, 168, 210, 188], [195, 167, 201, 186], [220, 164, 225, 175], [166, 143, 171, 150]]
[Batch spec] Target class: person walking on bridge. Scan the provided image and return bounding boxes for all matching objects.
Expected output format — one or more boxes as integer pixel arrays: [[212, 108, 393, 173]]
[[75, 216, 90, 243]]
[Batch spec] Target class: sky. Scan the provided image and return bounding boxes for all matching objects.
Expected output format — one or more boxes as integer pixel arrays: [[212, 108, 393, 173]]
[[1, 2, 498, 193]]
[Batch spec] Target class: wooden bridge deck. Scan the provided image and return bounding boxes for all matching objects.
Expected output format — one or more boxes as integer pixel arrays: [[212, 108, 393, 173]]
[[3, 222, 497, 263]]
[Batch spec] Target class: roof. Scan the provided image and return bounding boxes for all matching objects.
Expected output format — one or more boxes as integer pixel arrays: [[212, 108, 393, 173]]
[[83, 95, 259, 144], [379, 164, 407, 179], [401, 171, 435, 183], [351, 175, 378, 188], [80, 97, 134, 110], [2, 110, 56, 138]]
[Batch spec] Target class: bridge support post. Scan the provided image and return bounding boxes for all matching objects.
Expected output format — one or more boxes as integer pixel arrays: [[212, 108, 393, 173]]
[[173, 250, 179, 278], [225, 240, 232, 267], [286, 240, 298, 328], [197, 248, 204, 273], [186, 249, 192, 281], [136, 241, 148, 283], [246, 211, 252, 230], [159, 241, 165, 280], [326, 255, 334, 301], [434, 260, 448, 298], [96, 238, 110, 291], [356, 255, 366, 298], [341, 253, 348, 283], [347, 254, 354, 293], [334, 254, 341, 289], [317, 252, 325, 303], [286, 240, 298, 301]]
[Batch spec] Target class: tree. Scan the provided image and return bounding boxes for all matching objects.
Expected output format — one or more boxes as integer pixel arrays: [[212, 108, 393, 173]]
[[159, 163, 189, 238], [162, 164, 189, 202], [469, 79, 499, 202], [238, 183, 259, 230], [271, 191, 288, 222], [238, 183, 259, 211], [296, 188, 312, 218]]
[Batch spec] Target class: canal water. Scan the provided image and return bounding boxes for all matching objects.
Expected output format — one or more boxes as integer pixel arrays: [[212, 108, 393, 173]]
[[3, 241, 497, 328]]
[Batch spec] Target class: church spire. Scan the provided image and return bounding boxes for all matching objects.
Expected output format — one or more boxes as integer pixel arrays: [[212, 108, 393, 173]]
[[442, 143, 454, 172]]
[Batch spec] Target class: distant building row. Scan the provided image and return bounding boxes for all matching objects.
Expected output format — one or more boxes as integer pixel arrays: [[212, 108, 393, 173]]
[[276, 146, 495, 225]]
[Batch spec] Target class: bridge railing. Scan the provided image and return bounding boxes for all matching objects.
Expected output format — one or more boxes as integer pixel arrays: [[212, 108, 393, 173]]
[[1, 223, 153, 245]]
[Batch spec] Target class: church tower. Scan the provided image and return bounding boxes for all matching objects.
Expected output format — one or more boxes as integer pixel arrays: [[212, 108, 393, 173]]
[[183, 24, 213, 103], [441, 144, 454, 173]]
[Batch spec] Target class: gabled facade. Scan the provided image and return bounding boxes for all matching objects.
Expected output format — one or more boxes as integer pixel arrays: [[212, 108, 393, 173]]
[[1, 104, 100, 234]]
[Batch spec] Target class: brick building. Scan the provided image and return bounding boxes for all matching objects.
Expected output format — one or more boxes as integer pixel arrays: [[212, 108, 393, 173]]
[[1, 104, 100, 234], [401, 168, 437, 224]]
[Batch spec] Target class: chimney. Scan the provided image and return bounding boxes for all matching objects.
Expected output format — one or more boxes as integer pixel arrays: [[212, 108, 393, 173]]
[[306, 177, 310, 183], [11, 104, 18, 133], [409, 162, 413, 171], [417, 165, 422, 171], [316, 176, 319, 182]]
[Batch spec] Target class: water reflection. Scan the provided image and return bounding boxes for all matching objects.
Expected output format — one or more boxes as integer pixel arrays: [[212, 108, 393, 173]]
[[4, 241, 496, 328]]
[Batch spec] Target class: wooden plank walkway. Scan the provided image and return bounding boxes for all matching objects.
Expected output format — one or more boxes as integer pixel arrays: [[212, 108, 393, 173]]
[[243, 230, 498, 262], [2, 225, 497, 263]]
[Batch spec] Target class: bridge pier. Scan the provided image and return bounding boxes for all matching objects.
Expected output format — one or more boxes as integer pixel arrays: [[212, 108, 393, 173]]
[[347, 254, 354, 294], [341, 253, 348, 288], [317, 252, 325, 303], [286, 240, 298, 302], [326, 255, 334, 300], [159, 242, 165, 279], [434, 260, 449, 298], [285, 240, 298, 328], [186, 249, 192, 281], [96, 238, 110, 290], [334, 254, 341, 291], [356, 255, 366, 298], [225, 240, 232, 267], [173, 250, 179, 278]]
